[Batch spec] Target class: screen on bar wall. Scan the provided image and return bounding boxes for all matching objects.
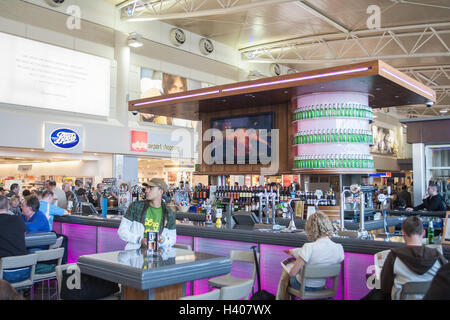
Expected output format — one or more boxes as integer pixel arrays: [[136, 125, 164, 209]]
[[0, 32, 110, 117], [210, 113, 273, 163]]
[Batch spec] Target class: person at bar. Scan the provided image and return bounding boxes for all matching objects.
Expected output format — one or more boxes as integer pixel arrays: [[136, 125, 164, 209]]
[[21, 195, 50, 234], [6, 183, 19, 199], [0, 195, 29, 286], [39, 190, 69, 231], [380, 216, 447, 300], [117, 178, 176, 250], [275, 211, 344, 300], [8, 195, 22, 216], [406, 183, 446, 211]]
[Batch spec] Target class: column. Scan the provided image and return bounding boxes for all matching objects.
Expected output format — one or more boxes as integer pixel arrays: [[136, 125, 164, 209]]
[[113, 154, 138, 187], [114, 31, 130, 125], [412, 143, 426, 206]]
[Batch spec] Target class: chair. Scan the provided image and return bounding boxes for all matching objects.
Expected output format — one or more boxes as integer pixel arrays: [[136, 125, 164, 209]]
[[173, 244, 192, 251], [219, 279, 254, 300], [400, 281, 432, 300], [179, 289, 220, 300], [0, 253, 38, 294], [208, 250, 258, 292], [49, 237, 64, 249], [287, 263, 341, 300], [55, 264, 121, 300], [32, 248, 65, 300]]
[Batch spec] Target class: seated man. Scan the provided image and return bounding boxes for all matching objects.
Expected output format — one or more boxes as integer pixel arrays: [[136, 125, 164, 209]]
[[21, 195, 50, 234], [0, 195, 29, 284], [407, 184, 446, 212], [380, 216, 447, 300]]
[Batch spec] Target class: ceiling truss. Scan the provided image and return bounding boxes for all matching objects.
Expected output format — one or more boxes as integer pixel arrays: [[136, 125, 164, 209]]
[[240, 23, 450, 64]]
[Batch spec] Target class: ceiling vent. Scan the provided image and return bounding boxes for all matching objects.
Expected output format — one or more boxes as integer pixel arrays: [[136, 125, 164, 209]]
[[169, 28, 186, 47], [45, 0, 65, 7], [199, 38, 214, 55], [270, 63, 281, 76]]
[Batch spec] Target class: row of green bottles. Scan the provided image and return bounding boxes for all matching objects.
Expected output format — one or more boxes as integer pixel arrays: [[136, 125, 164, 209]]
[[294, 154, 374, 169], [294, 129, 373, 145], [293, 103, 373, 121]]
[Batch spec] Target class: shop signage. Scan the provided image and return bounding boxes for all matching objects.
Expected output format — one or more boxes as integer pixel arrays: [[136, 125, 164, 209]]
[[130, 129, 194, 159], [44, 123, 83, 154], [369, 172, 391, 177], [50, 128, 80, 149]]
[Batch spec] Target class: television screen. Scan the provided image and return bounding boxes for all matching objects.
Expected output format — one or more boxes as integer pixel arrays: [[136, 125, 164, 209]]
[[210, 113, 273, 163]]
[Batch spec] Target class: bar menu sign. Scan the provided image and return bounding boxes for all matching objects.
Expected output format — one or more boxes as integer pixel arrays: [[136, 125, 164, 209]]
[[130, 129, 194, 160], [44, 123, 83, 154]]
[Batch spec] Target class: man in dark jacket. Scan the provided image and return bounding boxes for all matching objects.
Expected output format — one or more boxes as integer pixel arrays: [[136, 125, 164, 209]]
[[380, 216, 447, 299], [397, 185, 412, 208], [407, 184, 446, 211], [6, 183, 19, 199]]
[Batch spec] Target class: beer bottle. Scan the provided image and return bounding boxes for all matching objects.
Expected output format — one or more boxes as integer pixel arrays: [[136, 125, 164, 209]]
[[427, 220, 435, 244]]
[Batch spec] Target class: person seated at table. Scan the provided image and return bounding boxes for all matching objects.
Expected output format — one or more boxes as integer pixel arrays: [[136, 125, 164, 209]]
[[21, 195, 50, 234], [118, 178, 176, 250], [8, 195, 22, 216], [380, 216, 447, 300], [0, 195, 29, 285], [275, 211, 344, 300], [406, 184, 446, 212]]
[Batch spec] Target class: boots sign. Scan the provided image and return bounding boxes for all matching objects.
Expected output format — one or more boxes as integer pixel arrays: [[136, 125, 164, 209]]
[[44, 123, 83, 154]]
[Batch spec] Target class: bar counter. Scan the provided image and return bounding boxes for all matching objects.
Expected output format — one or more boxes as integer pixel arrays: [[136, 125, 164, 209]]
[[53, 214, 450, 300]]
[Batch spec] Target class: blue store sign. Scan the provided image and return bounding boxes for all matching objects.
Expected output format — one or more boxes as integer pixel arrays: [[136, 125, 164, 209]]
[[45, 123, 83, 154], [50, 128, 80, 149]]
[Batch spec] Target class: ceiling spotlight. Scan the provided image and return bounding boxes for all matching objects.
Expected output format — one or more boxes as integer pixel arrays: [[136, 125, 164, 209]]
[[128, 32, 143, 48], [439, 108, 448, 114]]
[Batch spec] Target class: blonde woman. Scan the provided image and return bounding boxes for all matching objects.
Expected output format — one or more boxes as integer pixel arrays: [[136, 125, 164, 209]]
[[276, 211, 344, 300]]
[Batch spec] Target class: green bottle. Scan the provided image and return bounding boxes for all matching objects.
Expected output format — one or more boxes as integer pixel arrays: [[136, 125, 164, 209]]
[[326, 129, 330, 143], [427, 220, 435, 244], [332, 103, 337, 117]]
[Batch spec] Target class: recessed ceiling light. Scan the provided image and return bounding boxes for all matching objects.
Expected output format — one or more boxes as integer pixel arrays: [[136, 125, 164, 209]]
[[440, 109, 448, 114]]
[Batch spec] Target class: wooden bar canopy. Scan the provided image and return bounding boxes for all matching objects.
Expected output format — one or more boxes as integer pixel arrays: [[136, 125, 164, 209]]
[[128, 60, 435, 120]]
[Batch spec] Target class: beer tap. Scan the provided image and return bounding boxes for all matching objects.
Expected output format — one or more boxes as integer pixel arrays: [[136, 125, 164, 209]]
[[287, 198, 302, 231], [258, 192, 264, 224], [264, 191, 270, 224], [271, 192, 277, 226], [377, 193, 392, 238], [337, 185, 368, 238]]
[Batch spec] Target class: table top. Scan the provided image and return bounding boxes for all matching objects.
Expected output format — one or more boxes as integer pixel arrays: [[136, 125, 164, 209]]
[[77, 247, 231, 290]]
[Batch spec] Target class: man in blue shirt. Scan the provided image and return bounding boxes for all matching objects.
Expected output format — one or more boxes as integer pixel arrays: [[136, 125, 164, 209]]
[[40, 190, 68, 231], [21, 195, 50, 234]]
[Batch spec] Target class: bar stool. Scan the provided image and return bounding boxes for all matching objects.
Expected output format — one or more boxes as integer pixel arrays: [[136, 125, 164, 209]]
[[287, 263, 341, 300], [179, 289, 220, 300], [0, 253, 38, 297], [33, 248, 65, 300], [400, 281, 432, 300], [219, 279, 254, 300], [208, 250, 258, 292]]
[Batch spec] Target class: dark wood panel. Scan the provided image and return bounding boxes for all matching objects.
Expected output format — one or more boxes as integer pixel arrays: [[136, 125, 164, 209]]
[[406, 119, 450, 144], [198, 103, 290, 175], [129, 60, 435, 121]]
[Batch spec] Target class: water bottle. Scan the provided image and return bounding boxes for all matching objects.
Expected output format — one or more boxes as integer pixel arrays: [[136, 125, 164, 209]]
[[102, 197, 108, 218]]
